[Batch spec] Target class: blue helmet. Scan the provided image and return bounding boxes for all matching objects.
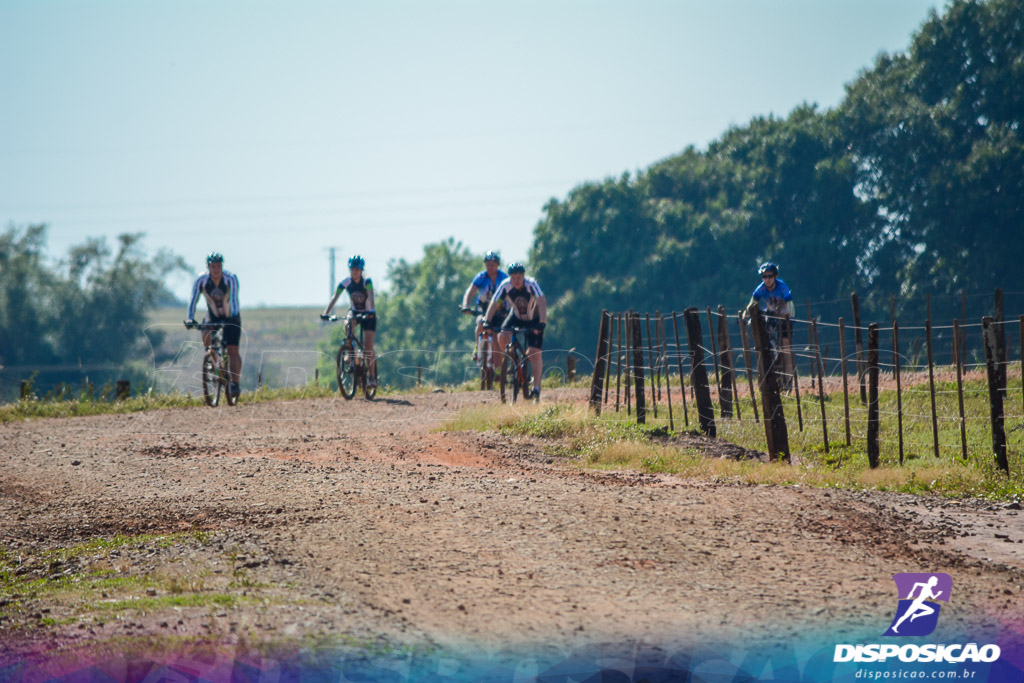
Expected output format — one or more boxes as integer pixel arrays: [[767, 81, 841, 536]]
[[206, 252, 224, 265], [758, 261, 779, 276], [348, 254, 365, 269], [484, 250, 500, 263], [507, 262, 526, 275]]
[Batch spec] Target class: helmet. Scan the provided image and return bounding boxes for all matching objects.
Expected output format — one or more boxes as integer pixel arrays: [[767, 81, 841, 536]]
[[484, 250, 500, 263], [348, 255, 365, 269], [758, 261, 779, 276], [507, 262, 526, 274], [206, 252, 224, 265]]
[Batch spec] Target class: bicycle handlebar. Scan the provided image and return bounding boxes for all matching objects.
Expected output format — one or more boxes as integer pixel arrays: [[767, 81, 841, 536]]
[[184, 320, 230, 331]]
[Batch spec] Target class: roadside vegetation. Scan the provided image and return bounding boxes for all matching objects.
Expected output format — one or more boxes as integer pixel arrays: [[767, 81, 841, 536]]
[[442, 378, 1024, 502]]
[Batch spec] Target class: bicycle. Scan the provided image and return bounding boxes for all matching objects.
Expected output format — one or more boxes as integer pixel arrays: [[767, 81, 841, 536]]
[[183, 320, 239, 407], [322, 312, 377, 400], [495, 325, 537, 404], [461, 306, 495, 390]]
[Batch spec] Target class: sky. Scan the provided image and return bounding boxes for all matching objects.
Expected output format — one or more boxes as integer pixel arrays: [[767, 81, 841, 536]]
[[1, 0, 940, 307]]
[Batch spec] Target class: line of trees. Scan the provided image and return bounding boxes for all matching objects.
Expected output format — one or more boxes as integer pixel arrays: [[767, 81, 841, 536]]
[[0, 224, 188, 399], [530, 0, 1024, 355]]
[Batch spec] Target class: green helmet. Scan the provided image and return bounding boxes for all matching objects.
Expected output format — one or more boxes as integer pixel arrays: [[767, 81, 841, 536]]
[[348, 254, 365, 269], [206, 252, 224, 265]]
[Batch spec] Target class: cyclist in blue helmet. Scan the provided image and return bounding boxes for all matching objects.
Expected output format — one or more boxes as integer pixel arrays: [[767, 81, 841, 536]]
[[746, 261, 796, 384], [185, 251, 243, 396], [484, 261, 547, 400], [461, 251, 508, 367], [323, 254, 378, 387]]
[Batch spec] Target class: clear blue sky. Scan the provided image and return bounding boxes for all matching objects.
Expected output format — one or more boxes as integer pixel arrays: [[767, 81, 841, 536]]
[[1, 0, 939, 307]]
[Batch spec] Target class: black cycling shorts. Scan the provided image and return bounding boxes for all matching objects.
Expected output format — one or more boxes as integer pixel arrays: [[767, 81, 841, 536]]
[[204, 315, 242, 346], [502, 315, 544, 350], [349, 310, 376, 332]]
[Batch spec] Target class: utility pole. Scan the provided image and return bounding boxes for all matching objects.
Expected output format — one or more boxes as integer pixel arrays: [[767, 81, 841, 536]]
[[325, 246, 342, 297]]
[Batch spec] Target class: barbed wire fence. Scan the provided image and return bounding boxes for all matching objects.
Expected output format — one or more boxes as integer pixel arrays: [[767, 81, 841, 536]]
[[589, 289, 1021, 475]]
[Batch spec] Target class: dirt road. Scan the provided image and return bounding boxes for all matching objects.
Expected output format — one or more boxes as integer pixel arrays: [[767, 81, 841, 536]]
[[2, 389, 1023, 662]]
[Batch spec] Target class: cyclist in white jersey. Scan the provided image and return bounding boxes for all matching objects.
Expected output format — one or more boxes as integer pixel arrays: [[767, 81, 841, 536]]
[[322, 254, 378, 387], [484, 262, 547, 400], [185, 252, 242, 395]]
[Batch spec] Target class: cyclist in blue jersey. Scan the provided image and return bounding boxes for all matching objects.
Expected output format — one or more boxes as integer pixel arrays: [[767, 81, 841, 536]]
[[460, 251, 507, 365], [746, 261, 796, 382], [322, 255, 378, 387], [185, 252, 243, 396], [484, 262, 547, 400]]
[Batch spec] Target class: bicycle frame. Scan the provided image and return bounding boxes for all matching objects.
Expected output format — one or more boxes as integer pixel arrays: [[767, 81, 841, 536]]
[[184, 321, 238, 407], [325, 312, 376, 400]]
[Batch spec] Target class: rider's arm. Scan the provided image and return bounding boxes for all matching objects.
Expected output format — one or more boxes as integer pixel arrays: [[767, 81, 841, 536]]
[[323, 284, 343, 316], [186, 275, 204, 321], [461, 284, 479, 310], [365, 279, 376, 312], [227, 272, 241, 317], [483, 288, 504, 325], [537, 295, 547, 325], [786, 300, 795, 318]]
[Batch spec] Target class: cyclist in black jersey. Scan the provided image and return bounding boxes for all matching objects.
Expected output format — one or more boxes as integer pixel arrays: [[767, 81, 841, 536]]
[[322, 255, 377, 387], [185, 252, 242, 396]]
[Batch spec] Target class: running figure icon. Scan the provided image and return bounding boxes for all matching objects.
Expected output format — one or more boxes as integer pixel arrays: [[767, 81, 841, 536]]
[[883, 573, 952, 637]]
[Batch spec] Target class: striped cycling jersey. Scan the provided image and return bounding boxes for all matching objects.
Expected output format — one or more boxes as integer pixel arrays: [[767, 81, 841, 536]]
[[493, 276, 544, 321], [337, 276, 374, 311], [187, 271, 240, 319]]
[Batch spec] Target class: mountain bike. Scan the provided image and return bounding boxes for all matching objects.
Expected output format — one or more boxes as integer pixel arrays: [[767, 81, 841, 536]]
[[184, 320, 238, 407], [322, 312, 377, 400], [461, 306, 495, 390], [496, 325, 537, 404]]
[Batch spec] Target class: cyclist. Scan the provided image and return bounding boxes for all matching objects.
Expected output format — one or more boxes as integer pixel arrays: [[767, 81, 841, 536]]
[[483, 262, 547, 400], [185, 252, 242, 396], [745, 261, 795, 383], [322, 254, 377, 387], [460, 250, 507, 366]]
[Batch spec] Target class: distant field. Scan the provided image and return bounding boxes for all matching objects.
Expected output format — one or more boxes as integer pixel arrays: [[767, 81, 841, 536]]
[[146, 306, 331, 394]]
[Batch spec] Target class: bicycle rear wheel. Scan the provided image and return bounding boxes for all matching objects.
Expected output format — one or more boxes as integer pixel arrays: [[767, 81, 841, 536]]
[[202, 353, 221, 407], [336, 343, 357, 400]]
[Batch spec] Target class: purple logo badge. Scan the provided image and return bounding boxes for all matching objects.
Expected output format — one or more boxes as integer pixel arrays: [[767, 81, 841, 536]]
[[883, 573, 952, 637]]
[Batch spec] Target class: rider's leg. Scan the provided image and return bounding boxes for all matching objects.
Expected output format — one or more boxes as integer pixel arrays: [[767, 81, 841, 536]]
[[474, 315, 484, 362], [202, 330, 212, 348], [227, 345, 242, 384], [364, 329, 376, 382], [527, 346, 543, 392], [496, 331, 512, 366]]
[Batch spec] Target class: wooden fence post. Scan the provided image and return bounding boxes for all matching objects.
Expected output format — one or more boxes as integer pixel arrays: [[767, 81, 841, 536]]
[[706, 307, 722, 400], [716, 306, 735, 419], [750, 308, 788, 461], [737, 310, 760, 423], [116, 380, 130, 401], [589, 310, 611, 414], [851, 293, 866, 404], [632, 312, 647, 425], [615, 315, 623, 412], [925, 317, 940, 459], [568, 352, 578, 385], [653, 311, 663, 403], [811, 319, 829, 453], [867, 325, 880, 468], [893, 320, 904, 465], [954, 320, 968, 462], [645, 313, 658, 418], [660, 315, 674, 432], [983, 317, 1010, 474], [838, 317, 852, 447], [671, 312, 690, 428], [1019, 314, 1024, 417], [625, 311, 633, 416], [683, 308, 715, 436]]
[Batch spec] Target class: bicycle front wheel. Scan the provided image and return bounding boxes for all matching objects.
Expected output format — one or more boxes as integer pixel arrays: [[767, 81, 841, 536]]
[[363, 358, 378, 400], [202, 353, 221, 407], [223, 361, 239, 406], [336, 343, 357, 400]]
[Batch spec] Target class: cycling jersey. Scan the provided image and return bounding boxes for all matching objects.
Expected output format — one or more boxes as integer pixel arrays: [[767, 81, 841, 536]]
[[188, 271, 240, 319], [750, 278, 793, 317], [337, 276, 375, 312], [493, 276, 544, 322], [471, 269, 508, 307]]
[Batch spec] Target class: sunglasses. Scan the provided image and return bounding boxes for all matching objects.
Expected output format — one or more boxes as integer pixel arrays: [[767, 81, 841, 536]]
[[761, 273, 776, 279]]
